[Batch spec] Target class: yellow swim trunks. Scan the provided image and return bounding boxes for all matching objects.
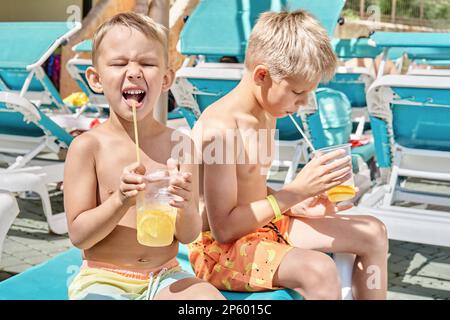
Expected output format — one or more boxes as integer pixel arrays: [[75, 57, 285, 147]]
[[68, 258, 194, 300]]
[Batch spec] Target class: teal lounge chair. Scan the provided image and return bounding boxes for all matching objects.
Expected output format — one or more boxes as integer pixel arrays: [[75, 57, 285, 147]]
[[0, 22, 92, 247], [301, 88, 376, 181], [0, 22, 81, 113], [0, 244, 301, 300], [369, 31, 450, 79], [358, 74, 450, 247]]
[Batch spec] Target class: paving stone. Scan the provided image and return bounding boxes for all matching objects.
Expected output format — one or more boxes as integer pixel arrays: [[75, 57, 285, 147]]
[[416, 262, 450, 281], [389, 246, 416, 259], [405, 253, 428, 274], [0, 256, 24, 268], [388, 287, 434, 300], [8, 249, 44, 260], [22, 255, 52, 265], [2, 241, 31, 254], [399, 242, 423, 251], [388, 262, 411, 274], [2, 263, 34, 274]]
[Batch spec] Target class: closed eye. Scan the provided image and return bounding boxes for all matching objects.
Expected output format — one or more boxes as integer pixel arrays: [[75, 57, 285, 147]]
[[292, 90, 304, 95]]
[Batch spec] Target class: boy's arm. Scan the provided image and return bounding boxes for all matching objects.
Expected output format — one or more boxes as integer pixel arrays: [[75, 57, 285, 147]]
[[203, 130, 352, 244], [200, 125, 307, 244], [173, 159, 201, 244], [64, 135, 134, 250]]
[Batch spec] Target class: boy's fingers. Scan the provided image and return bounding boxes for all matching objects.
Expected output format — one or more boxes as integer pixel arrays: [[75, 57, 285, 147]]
[[181, 172, 192, 182], [121, 189, 139, 198], [124, 162, 146, 175], [323, 156, 352, 173], [170, 177, 192, 191], [325, 166, 352, 181], [168, 187, 191, 201], [120, 183, 145, 193], [122, 173, 144, 184], [336, 203, 353, 211], [326, 172, 353, 189], [167, 158, 179, 176]]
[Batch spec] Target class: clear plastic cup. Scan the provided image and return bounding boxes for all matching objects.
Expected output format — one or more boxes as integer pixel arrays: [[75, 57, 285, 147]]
[[136, 170, 177, 247], [314, 143, 356, 203]]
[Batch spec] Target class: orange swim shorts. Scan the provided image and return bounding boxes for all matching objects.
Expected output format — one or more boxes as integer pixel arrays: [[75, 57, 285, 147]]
[[188, 215, 293, 292]]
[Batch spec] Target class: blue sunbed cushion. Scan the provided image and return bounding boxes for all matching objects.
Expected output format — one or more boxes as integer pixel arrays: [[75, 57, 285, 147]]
[[0, 244, 300, 300]]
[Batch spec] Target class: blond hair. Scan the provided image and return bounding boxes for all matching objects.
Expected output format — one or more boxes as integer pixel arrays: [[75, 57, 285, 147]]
[[245, 10, 337, 82], [91, 12, 168, 66]]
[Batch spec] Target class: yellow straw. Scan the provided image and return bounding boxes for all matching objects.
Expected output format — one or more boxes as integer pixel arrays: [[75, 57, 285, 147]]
[[132, 101, 140, 163]]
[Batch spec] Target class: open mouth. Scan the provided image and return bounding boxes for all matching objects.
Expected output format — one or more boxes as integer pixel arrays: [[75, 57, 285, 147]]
[[122, 88, 146, 106]]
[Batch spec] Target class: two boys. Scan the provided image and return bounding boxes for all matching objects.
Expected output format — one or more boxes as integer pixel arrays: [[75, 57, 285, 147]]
[[64, 11, 387, 300]]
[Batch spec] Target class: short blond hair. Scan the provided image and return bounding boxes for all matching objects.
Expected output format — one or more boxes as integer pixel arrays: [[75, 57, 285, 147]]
[[245, 10, 337, 82], [91, 12, 168, 66]]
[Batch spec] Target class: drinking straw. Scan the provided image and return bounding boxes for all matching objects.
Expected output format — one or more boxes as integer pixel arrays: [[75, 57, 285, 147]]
[[288, 114, 315, 152], [132, 101, 141, 163]]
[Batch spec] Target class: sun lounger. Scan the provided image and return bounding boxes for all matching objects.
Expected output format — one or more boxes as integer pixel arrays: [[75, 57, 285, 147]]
[[0, 244, 303, 300], [357, 74, 450, 247], [0, 22, 96, 245], [0, 191, 19, 262]]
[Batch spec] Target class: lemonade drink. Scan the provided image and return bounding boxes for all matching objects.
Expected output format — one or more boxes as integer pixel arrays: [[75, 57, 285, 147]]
[[136, 202, 177, 247], [315, 143, 356, 203], [136, 171, 177, 247]]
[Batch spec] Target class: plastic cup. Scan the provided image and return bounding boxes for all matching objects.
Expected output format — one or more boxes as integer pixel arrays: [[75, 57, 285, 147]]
[[315, 143, 356, 203], [136, 170, 177, 247]]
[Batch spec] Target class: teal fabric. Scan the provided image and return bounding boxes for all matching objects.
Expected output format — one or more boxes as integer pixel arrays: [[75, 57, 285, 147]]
[[308, 88, 353, 149], [369, 116, 391, 168], [352, 143, 376, 164], [0, 22, 74, 68], [73, 39, 92, 53], [180, 0, 345, 61], [0, 244, 301, 300], [371, 32, 450, 49], [321, 74, 368, 108], [0, 103, 73, 147], [332, 38, 382, 59], [392, 103, 450, 152], [305, 88, 375, 171]]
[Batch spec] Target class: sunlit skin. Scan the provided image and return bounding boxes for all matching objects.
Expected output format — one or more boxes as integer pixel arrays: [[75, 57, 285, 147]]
[[63, 25, 224, 300], [194, 64, 388, 300]]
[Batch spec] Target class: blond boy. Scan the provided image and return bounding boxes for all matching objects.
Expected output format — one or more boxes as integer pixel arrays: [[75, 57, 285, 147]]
[[64, 13, 224, 300], [189, 11, 388, 300]]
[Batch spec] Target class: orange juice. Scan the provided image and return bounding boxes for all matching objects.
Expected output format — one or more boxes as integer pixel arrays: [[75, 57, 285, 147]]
[[136, 205, 177, 247], [326, 185, 356, 203]]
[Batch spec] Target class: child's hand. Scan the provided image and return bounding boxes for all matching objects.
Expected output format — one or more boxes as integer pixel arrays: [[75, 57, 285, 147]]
[[166, 158, 193, 209], [119, 162, 146, 206], [286, 192, 354, 218], [286, 149, 352, 201]]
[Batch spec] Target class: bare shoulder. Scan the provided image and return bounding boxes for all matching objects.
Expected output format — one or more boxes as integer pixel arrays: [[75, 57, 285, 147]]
[[66, 127, 103, 161], [197, 99, 237, 132]]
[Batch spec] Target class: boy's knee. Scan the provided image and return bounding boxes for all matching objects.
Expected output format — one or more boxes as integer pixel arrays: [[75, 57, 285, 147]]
[[302, 254, 341, 298], [187, 281, 226, 300], [360, 215, 389, 252]]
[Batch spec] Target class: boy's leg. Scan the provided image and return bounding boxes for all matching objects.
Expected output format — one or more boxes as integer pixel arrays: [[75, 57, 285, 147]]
[[286, 214, 388, 299], [272, 247, 342, 300], [154, 277, 226, 300]]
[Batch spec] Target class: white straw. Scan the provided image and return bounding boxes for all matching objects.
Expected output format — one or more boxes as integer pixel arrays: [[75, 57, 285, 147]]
[[288, 114, 315, 151]]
